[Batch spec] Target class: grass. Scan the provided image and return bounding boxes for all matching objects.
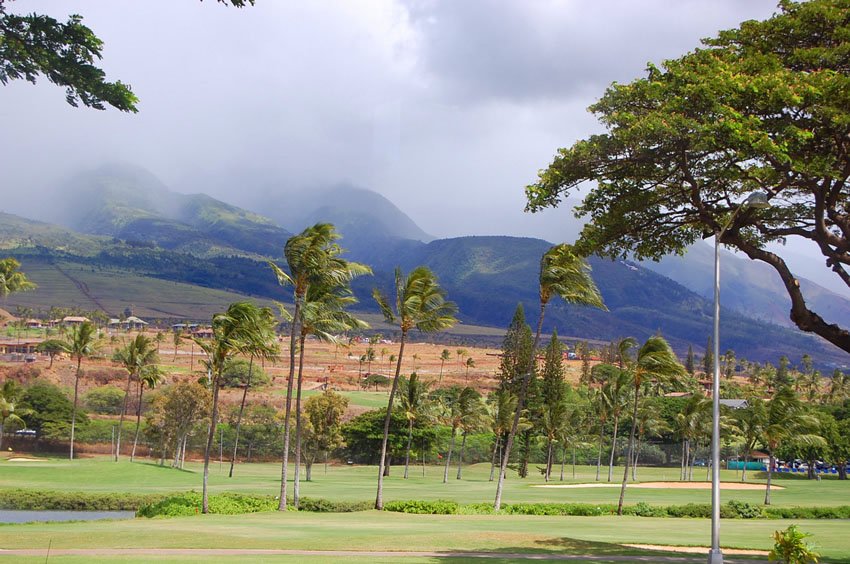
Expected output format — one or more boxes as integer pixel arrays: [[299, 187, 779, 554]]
[[281, 389, 393, 409], [1, 457, 848, 562]]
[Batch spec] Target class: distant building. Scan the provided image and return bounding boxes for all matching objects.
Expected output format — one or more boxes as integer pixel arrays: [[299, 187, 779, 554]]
[[62, 316, 90, 326], [719, 399, 749, 410]]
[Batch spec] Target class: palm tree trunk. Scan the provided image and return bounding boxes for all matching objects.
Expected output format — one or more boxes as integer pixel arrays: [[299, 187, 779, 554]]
[[456, 431, 467, 480], [202, 373, 222, 514], [596, 425, 604, 481], [229, 356, 254, 478], [572, 446, 576, 480], [494, 303, 546, 510], [544, 438, 553, 482], [404, 419, 413, 479], [130, 383, 145, 462], [765, 453, 774, 505], [617, 388, 640, 515], [376, 333, 406, 510], [115, 372, 134, 462], [443, 426, 456, 483], [294, 334, 307, 508], [607, 415, 619, 482], [70, 358, 82, 460], [489, 435, 499, 482], [278, 297, 302, 511], [632, 438, 641, 482]]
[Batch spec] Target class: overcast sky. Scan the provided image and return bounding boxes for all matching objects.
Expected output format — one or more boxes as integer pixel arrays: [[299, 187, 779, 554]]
[[2, 0, 780, 244]]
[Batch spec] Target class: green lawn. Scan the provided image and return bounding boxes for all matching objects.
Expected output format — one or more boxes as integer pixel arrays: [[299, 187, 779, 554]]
[[1, 457, 848, 562]]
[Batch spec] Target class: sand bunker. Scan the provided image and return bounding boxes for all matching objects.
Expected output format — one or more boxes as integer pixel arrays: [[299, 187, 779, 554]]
[[6, 457, 47, 462], [534, 481, 781, 490], [624, 544, 769, 556]]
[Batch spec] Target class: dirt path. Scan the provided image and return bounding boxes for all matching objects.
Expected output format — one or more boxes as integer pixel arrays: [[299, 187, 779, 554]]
[[534, 481, 780, 490], [0, 548, 770, 562]]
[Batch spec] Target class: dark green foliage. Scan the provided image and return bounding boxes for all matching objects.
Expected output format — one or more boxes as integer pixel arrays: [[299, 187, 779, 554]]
[[0, 6, 138, 111], [220, 359, 271, 388], [498, 304, 533, 396], [341, 407, 436, 465], [383, 500, 459, 514], [0, 489, 162, 511], [83, 386, 124, 414], [724, 500, 763, 519], [296, 498, 372, 513], [19, 381, 84, 434], [138, 492, 277, 517], [685, 345, 695, 376]]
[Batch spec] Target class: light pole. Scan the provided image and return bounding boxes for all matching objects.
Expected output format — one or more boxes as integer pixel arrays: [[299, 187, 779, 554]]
[[709, 191, 770, 564]]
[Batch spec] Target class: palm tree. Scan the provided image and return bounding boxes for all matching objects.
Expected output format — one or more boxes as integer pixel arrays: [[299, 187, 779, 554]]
[[456, 387, 486, 480], [113, 334, 158, 461], [398, 372, 432, 479], [617, 336, 685, 514], [486, 389, 517, 482], [760, 386, 825, 505], [631, 399, 670, 481], [195, 301, 275, 514], [464, 357, 476, 384], [602, 364, 632, 482], [439, 349, 451, 383], [675, 393, 712, 481], [293, 282, 367, 507], [372, 266, 458, 509], [130, 365, 163, 462], [228, 306, 278, 478], [734, 397, 767, 482], [495, 244, 605, 510], [828, 369, 850, 404], [0, 257, 36, 298], [269, 223, 370, 511], [64, 320, 98, 460], [0, 384, 29, 451]]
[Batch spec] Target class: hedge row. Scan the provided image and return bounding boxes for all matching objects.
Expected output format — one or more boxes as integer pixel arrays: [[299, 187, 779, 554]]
[[383, 499, 850, 520], [138, 493, 372, 517], [0, 489, 163, 511]]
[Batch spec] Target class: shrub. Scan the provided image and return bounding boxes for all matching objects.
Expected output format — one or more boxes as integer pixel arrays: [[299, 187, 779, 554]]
[[138, 492, 277, 517], [0, 489, 161, 511], [220, 359, 271, 388], [383, 500, 459, 514], [84, 386, 125, 415], [723, 500, 763, 519], [623, 502, 668, 518], [665, 503, 712, 518], [297, 498, 371, 513], [769, 525, 820, 564]]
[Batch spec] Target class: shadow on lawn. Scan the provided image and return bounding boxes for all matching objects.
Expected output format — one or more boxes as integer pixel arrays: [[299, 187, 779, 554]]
[[427, 537, 771, 563], [136, 461, 196, 474]]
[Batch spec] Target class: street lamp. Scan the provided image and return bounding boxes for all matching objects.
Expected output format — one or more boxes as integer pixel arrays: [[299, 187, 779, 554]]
[[709, 191, 770, 564]]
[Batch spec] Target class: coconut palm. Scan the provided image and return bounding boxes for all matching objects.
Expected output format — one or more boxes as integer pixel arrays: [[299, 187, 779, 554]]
[[0, 257, 36, 298], [293, 283, 367, 507], [734, 397, 767, 482], [64, 320, 98, 460], [130, 365, 163, 462], [113, 334, 158, 461], [438, 349, 450, 383], [456, 387, 487, 480], [495, 244, 605, 509], [631, 399, 671, 481], [601, 364, 632, 482], [0, 385, 30, 451], [372, 266, 457, 509], [487, 389, 517, 482], [760, 386, 825, 505], [617, 336, 686, 514], [675, 393, 712, 481], [398, 372, 432, 479], [196, 301, 276, 513], [228, 306, 278, 478], [269, 223, 370, 511], [828, 369, 850, 404]]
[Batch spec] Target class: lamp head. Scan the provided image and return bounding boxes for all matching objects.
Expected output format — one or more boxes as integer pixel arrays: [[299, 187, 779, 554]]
[[743, 191, 770, 209]]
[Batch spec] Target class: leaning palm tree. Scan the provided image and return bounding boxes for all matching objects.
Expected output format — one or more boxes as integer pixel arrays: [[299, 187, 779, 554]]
[[617, 336, 685, 515], [229, 306, 279, 478], [196, 301, 276, 514], [64, 321, 98, 460], [495, 244, 605, 509], [293, 282, 368, 507], [130, 365, 163, 462], [372, 266, 458, 509], [113, 334, 158, 461], [487, 389, 517, 482], [269, 223, 370, 511], [398, 372, 432, 479]]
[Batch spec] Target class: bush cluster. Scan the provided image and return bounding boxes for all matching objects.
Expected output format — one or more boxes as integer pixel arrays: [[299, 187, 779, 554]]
[[383, 500, 460, 514], [0, 489, 161, 511], [138, 493, 374, 517], [297, 497, 372, 513]]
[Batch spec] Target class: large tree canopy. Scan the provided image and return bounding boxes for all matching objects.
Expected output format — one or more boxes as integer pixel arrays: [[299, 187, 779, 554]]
[[0, 0, 252, 111], [526, 0, 850, 354]]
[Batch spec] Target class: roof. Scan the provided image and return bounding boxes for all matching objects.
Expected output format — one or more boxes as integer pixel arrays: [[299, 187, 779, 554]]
[[125, 316, 148, 324], [62, 316, 90, 323], [720, 399, 749, 409]]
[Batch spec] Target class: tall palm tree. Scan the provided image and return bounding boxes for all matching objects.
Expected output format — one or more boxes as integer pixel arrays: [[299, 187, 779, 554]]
[[64, 321, 98, 460], [130, 365, 163, 462], [760, 386, 824, 505], [0, 391, 29, 451], [734, 397, 767, 482], [398, 372, 432, 479], [439, 349, 451, 383], [113, 334, 158, 462], [675, 393, 712, 481], [196, 301, 275, 513], [495, 244, 605, 509], [456, 387, 486, 480], [617, 336, 685, 514], [228, 307, 279, 478], [631, 399, 670, 481], [270, 223, 370, 511], [372, 266, 457, 509], [602, 365, 632, 482], [487, 389, 517, 482], [293, 283, 367, 507]]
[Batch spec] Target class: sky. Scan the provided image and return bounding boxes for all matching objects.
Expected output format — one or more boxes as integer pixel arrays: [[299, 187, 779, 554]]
[[6, 0, 822, 273]]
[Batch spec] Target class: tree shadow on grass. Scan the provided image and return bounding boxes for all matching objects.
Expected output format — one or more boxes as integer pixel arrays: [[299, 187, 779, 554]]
[[136, 461, 196, 474], [427, 537, 771, 563]]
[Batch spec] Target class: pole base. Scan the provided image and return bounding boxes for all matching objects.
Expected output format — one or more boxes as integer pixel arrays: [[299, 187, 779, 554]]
[[707, 548, 724, 564]]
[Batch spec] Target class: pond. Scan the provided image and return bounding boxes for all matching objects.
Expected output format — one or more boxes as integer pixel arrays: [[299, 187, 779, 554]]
[[0, 510, 135, 524]]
